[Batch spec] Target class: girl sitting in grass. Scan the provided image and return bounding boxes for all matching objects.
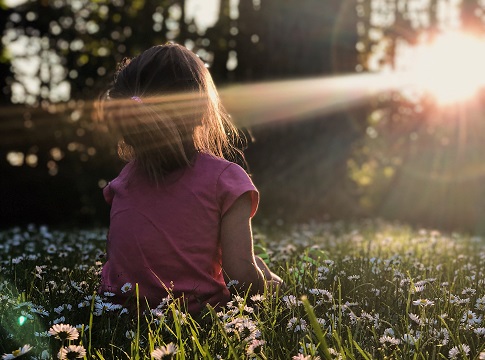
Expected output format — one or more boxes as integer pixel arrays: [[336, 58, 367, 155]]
[[99, 43, 282, 313]]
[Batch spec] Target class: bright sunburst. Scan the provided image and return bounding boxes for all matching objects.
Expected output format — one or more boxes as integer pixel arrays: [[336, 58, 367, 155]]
[[398, 32, 485, 104]]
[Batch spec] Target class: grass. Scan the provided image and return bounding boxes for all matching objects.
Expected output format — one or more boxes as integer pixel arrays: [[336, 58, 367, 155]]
[[1, 219, 485, 359]]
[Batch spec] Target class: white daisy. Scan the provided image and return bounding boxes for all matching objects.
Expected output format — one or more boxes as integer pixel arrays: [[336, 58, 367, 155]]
[[121, 282, 132, 293], [461, 310, 482, 326], [412, 299, 434, 307], [2, 344, 33, 359], [379, 335, 401, 346], [448, 344, 470, 359], [57, 345, 86, 360], [48, 324, 79, 341], [287, 317, 307, 333], [151, 343, 178, 360], [246, 339, 265, 355]]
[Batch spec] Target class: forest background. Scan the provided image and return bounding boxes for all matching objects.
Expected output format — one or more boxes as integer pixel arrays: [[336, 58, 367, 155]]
[[2, 0, 485, 233]]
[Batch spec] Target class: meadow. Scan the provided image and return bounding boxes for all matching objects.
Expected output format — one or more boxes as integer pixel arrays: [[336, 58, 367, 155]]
[[2, 220, 485, 359]]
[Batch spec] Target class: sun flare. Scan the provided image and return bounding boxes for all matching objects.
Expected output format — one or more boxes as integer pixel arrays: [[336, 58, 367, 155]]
[[398, 32, 485, 104]]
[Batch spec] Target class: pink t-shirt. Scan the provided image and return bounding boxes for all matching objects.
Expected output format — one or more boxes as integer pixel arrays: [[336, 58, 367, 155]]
[[100, 153, 258, 313]]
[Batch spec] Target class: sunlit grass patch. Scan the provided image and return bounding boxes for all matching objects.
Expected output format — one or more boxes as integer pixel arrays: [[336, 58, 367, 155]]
[[1, 220, 485, 359]]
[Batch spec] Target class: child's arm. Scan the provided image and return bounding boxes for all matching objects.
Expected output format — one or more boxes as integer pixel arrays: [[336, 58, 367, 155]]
[[255, 255, 283, 285], [221, 192, 280, 294]]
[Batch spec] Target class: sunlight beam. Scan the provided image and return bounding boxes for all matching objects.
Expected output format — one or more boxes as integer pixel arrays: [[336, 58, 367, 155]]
[[219, 72, 401, 127], [395, 31, 485, 104], [0, 72, 401, 137]]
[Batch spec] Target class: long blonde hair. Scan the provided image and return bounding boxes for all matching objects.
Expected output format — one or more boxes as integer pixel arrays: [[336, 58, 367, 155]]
[[100, 43, 245, 182]]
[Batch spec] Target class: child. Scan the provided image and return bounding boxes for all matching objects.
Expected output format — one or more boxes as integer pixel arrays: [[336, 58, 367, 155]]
[[99, 43, 282, 313]]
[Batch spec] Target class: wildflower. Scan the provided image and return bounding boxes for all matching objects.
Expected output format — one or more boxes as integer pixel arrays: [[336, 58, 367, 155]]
[[412, 299, 434, 307], [242, 305, 254, 313], [250, 294, 265, 302], [34, 265, 46, 279], [292, 355, 320, 360], [70, 281, 86, 293], [348, 311, 358, 324], [328, 348, 343, 359], [360, 311, 374, 322], [234, 295, 245, 304], [103, 292, 115, 297], [309, 289, 333, 303], [226, 280, 239, 288], [54, 305, 65, 314], [287, 317, 307, 333], [408, 313, 424, 326], [52, 316, 66, 324], [31, 304, 49, 317], [58, 345, 86, 359], [46, 244, 57, 254], [20, 311, 34, 320], [402, 333, 417, 346], [151, 308, 166, 319], [379, 335, 401, 346], [93, 301, 122, 316], [121, 282, 132, 293], [2, 344, 33, 359], [432, 327, 449, 345], [383, 328, 395, 337], [373, 313, 381, 329], [34, 331, 50, 337], [300, 342, 318, 355], [151, 343, 178, 360], [448, 344, 470, 359], [476, 296, 485, 311], [246, 339, 265, 355], [78, 295, 93, 308], [232, 317, 260, 340], [283, 295, 302, 308], [462, 287, 476, 295], [48, 324, 79, 341], [480, 352, 485, 360], [11, 256, 23, 264], [411, 284, 425, 293], [450, 294, 470, 304], [461, 310, 482, 326], [474, 327, 485, 336], [125, 330, 135, 339], [174, 310, 188, 325]]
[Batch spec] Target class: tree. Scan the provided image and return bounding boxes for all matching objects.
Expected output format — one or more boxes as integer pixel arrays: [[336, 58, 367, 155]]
[[227, 0, 362, 221], [351, 0, 485, 232], [0, 0, 198, 226]]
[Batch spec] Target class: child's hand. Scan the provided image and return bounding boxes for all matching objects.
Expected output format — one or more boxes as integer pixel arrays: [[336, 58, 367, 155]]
[[266, 278, 286, 293]]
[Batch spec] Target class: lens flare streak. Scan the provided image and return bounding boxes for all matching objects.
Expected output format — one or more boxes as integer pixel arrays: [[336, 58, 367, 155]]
[[219, 72, 400, 127], [0, 71, 403, 143]]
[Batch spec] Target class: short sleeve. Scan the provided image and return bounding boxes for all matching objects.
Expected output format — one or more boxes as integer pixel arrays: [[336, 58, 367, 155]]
[[103, 182, 114, 205], [217, 163, 259, 218]]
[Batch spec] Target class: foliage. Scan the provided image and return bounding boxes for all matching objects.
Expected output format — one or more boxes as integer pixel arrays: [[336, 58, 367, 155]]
[[4, 0, 485, 231], [351, 0, 485, 230], [0, 0, 362, 228], [2, 220, 485, 359]]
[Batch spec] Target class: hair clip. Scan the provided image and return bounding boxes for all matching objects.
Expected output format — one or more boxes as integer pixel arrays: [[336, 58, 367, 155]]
[[131, 96, 143, 103]]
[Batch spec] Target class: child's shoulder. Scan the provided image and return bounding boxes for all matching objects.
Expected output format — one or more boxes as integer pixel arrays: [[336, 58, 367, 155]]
[[195, 152, 250, 182], [196, 152, 237, 170]]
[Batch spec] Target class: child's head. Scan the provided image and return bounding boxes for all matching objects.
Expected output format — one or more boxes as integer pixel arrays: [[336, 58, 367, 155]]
[[102, 43, 242, 181]]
